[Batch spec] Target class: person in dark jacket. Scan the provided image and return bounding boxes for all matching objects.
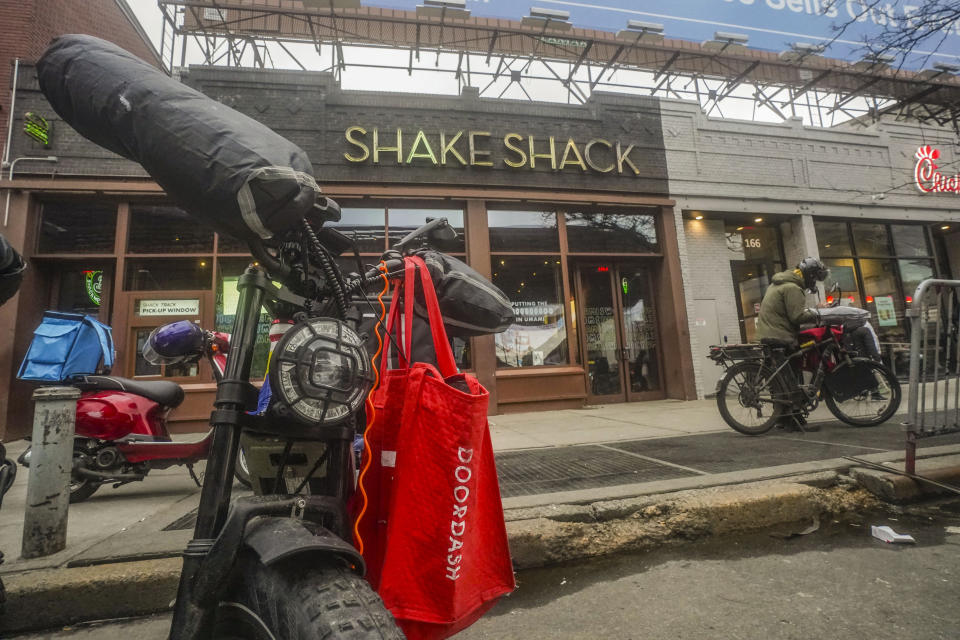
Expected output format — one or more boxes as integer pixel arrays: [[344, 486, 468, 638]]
[[756, 257, 828, 431]]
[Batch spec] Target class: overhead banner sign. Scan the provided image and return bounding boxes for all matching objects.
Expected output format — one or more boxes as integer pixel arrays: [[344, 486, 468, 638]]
[[367, 0, 960, 67]]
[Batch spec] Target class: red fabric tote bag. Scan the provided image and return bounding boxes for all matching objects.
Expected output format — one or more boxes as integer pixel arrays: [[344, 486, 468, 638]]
[[355, 256, 515, 639]]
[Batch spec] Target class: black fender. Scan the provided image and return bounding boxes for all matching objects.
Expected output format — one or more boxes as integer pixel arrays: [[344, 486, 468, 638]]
[[243, 516, 365, 575]]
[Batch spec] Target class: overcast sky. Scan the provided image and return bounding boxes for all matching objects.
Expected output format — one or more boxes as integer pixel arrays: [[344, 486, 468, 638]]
[[118, 0, 861, 124]]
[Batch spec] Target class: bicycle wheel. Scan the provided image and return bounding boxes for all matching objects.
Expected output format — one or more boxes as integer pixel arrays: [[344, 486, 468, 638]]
[[716, 361, 785, 436], [213, 551, 403, 640], [824, 359, 901, 427]]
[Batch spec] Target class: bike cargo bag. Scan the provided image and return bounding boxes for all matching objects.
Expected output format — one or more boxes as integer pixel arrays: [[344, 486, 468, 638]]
[[36, 34, 320, 244], [415, 250, 515, 337], [823, 360, 875, 403], [817, 306, 869, 329], [18, 312, 115, 382]]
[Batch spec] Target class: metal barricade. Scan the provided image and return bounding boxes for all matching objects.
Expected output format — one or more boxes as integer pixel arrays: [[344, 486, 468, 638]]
[[905, 278, 960, 474]]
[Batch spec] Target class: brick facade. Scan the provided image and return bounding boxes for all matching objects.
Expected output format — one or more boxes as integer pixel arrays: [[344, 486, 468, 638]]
[[1, 0, 159, 159]]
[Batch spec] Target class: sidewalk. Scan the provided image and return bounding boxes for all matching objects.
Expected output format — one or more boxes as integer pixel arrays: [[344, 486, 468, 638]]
[[1, 398, 959, 634]]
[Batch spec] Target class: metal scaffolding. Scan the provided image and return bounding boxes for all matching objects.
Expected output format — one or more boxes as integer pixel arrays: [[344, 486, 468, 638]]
[[155, 0, 960, 130]]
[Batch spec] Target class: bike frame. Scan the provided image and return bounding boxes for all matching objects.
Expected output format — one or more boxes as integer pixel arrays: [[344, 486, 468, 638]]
[[715, 329, 850, 410], [170, 262, 365, 639]]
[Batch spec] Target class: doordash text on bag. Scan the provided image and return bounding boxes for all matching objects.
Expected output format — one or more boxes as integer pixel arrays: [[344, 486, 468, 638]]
[[447, 446, 474, 581]]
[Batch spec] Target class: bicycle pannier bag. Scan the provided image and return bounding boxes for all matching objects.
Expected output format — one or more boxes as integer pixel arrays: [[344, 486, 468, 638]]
[[823, 360, 875, 402], [18, 312, 114, 382], [36, 35, 319, 243]]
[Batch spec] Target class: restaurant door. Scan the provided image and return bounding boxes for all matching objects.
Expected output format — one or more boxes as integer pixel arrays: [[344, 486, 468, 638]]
[[730, 261, 778, 343], [575, 262, 663, 404]]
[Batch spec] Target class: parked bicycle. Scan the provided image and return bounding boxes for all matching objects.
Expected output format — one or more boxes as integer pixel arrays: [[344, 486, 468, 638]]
[[38, 34, 514, 639], [709, 304, 902, 435]]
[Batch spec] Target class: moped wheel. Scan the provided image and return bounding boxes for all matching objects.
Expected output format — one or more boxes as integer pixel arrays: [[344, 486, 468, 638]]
[[824, 360, 901, 427], [69, 451, 100, 503], [716, 361, 784, 436], [213, 551, 403, 640], [234, 447, 252, 489]]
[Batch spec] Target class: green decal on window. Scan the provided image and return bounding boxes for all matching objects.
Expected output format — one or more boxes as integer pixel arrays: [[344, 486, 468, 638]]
[[23, 112, 50, 147], [84, 270, 103, 307]]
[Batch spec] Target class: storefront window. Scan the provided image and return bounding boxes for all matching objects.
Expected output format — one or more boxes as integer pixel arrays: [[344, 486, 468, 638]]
[[217, 232, 250, 254], [328, 207, 388, 254], [565, 211, 658, 253], [852, 223, 891, 256], [388, 208, 465, 253], [217, 258, 271, 380], [37, 201, 116, 254], [814, 219, 939, 352], [739, 227, 779, 262], [891, 225, 930, 258], [488, 210, 559, 252], [898, 258, 935, 302], [860, 258, 905, 341], [816, 221, 850, 258], [492, 256, 567, 367], [821, 258, 862, 307], [125, 257, 213, 291], [57, 267, 109, 315], [128, 205, 213, 253]]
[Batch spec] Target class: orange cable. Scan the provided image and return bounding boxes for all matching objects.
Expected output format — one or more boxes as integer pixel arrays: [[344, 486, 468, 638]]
[[353, 263, 390, 553]]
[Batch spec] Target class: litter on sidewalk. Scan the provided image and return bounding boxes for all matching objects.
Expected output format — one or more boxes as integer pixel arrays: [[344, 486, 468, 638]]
[[871, 525, 916, 544]]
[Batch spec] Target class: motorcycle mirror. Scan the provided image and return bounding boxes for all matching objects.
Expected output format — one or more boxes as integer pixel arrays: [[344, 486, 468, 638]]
[[393, 217, 456, 254]]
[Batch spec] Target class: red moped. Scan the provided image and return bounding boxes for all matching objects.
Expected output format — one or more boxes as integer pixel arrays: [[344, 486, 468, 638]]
[[19, 321, 250, 502]]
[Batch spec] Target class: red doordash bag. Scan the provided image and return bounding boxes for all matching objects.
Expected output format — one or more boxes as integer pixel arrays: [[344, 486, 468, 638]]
[[354, 256, 515, 639]]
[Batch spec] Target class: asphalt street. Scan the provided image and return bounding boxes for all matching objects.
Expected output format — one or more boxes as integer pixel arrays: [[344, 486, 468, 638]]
[[13, 498, 960, 640]]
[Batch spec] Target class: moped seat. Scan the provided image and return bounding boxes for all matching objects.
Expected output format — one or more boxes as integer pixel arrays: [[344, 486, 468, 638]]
[[75, 375, 185, 408]]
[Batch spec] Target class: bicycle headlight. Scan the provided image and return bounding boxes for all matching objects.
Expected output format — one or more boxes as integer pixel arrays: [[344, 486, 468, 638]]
[[269, 317, 373, 426]]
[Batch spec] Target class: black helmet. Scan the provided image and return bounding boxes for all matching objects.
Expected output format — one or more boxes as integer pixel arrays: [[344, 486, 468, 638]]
[[797, 257, 828, 293]]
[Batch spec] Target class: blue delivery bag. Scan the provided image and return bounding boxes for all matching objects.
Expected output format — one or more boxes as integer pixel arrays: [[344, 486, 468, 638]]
[[18, 312, 114, 382]]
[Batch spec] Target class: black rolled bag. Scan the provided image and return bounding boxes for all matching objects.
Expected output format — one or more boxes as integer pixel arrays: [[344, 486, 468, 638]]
[[36, 34, 319, 242], [415, 250, 514, 336]]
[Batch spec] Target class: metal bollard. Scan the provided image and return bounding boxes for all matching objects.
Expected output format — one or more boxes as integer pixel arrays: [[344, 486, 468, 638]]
[[21, 386, 79, 559]]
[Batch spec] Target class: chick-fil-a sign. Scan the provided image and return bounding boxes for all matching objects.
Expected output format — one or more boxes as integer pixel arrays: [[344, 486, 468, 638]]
[[915, 145, 960, 193]]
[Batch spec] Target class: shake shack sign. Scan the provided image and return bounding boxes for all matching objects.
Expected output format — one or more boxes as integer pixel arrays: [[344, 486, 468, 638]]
[[343, 126, 643, 176]]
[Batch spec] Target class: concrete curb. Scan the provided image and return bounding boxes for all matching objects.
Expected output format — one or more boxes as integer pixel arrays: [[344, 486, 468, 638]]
[[1, 557, 182, 634], [850, 465, 960, 503], [0, 472, 882, 635], [504, 472, 880, 568]]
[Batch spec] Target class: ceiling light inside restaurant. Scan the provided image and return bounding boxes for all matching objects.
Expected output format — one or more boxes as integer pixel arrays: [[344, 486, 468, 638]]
[[754, 217, 763, 223]]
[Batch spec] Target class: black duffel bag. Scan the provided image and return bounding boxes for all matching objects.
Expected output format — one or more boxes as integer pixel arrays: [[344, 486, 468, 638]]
[[37, 34, 319, 243], [415, 250, 514, 337]]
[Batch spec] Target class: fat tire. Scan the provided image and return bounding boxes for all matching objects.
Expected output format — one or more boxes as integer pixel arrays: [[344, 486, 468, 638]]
[[717, 361, 784, 436], [214, 551, 403, 640], [824, 359, 901, 427]]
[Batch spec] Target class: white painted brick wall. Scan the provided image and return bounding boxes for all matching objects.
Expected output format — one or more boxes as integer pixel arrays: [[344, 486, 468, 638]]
[[682, 218, 744, 398], [670, 205, 704, 397]]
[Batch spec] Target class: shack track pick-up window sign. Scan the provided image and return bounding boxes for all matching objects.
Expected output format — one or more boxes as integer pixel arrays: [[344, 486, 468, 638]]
[[137, 299, 201, 316]]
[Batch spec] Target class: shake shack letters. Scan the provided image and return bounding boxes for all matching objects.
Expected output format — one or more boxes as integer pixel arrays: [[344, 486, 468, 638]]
[[343, 126, 642, 175]]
